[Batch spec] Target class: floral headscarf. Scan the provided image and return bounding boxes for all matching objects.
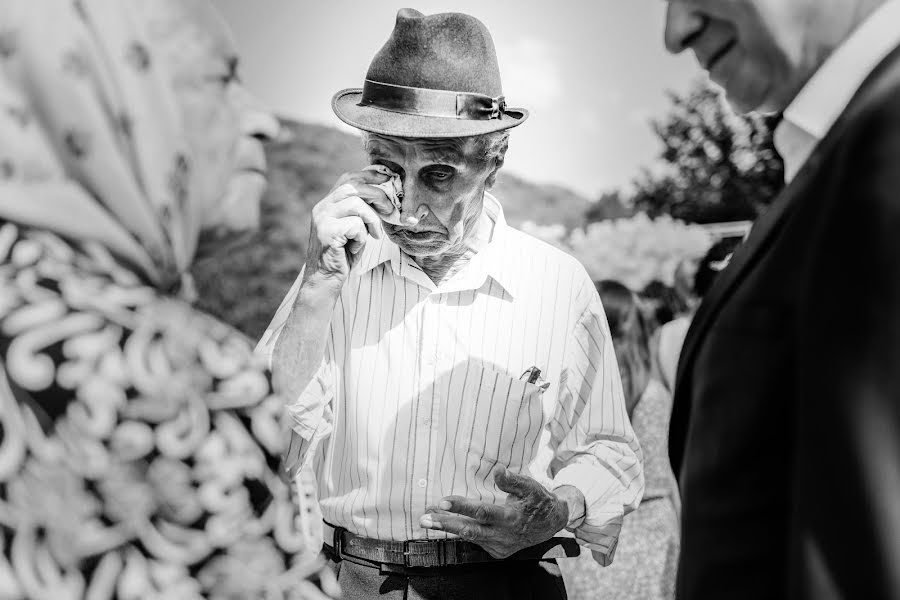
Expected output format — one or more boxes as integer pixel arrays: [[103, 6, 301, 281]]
[[0, 0, 209, 292]]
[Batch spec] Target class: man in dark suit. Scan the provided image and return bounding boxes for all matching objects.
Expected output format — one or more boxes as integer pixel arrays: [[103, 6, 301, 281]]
[[663, 1, 900, 598]]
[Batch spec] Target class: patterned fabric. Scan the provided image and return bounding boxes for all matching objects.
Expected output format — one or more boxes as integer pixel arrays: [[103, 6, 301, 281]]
[[258, 194, 644, 563], [0, 223, 325, 598], [0, 0, 327, 597], [0, 0, 211, 290], [560, 379, 679, 600]]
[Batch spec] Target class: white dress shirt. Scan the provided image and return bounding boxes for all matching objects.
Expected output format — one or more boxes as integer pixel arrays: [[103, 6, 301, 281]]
[[258, 193, 644, 564], [775, 0, 900, 183]]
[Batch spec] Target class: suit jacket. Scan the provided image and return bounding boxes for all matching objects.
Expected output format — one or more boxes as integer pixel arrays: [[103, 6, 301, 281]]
[[670, 44, 900, 600]]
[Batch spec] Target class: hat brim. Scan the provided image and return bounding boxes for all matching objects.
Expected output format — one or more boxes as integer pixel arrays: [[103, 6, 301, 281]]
[[332, 88, 529, 138]]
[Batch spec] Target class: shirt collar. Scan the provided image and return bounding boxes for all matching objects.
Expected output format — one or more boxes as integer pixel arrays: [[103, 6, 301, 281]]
[[774, 0, 900, 183], [453, 192, 522, 298], [351, 192, 522, 298]]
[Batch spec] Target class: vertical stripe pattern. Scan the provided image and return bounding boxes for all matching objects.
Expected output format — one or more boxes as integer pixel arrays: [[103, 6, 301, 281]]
[[257, 194, 644, 559]]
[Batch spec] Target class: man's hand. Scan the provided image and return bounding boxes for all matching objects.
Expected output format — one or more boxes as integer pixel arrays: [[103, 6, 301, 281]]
[[419, 466, 582, 559], [304, 169, 396, 287]]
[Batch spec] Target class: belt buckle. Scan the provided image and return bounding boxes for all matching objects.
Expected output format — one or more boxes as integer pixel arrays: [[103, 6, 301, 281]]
[[332, 525, 344, 560], [403, 539, 443, 568]]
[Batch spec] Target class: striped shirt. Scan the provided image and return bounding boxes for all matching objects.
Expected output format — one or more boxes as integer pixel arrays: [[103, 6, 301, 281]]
[[257, 193, 644, 562]]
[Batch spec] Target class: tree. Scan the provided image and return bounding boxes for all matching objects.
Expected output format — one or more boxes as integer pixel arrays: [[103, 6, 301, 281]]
[[584, 189, 634, 223], [632, 81, 784, 224]]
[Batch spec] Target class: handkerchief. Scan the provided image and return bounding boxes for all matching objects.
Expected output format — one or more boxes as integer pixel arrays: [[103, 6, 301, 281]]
[[364, 164, 404, 225]]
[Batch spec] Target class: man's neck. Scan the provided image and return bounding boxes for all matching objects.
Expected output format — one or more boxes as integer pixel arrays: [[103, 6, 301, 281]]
[[766, 0, 887, 113], [414, 210, 494, 287]]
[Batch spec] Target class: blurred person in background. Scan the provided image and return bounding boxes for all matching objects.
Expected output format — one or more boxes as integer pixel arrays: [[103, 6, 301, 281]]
[[258, 9, 643, 599], [561, 280, 680, 600], [654, 240, 738, 394], [639, 280, 687, 330], [664, 0, 900, 597], [0, 0, 338, 597]]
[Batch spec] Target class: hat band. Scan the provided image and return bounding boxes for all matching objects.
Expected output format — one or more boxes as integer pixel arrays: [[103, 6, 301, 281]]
[[359, 80, 507, 120]]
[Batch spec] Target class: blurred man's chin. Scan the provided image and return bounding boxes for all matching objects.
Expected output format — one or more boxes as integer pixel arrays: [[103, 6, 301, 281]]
[[716, 73, 781, 115]]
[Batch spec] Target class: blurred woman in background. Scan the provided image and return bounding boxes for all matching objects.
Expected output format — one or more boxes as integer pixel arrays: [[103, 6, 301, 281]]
[[654, 237, 743, 393], [561, 280, 680, 600], [0, 0, 336, 597]]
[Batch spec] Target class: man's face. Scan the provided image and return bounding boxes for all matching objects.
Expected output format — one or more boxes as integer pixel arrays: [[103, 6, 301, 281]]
[[663, 0, 828, 113], [366, 135, 494, 258]]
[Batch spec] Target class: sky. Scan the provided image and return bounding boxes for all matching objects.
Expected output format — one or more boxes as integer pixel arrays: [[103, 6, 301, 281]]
[[216, 0, 706, 199]]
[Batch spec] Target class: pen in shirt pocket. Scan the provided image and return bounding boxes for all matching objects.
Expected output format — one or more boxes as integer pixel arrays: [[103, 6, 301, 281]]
[[521, 366, 542, 384], [521, 366, 551, 392]]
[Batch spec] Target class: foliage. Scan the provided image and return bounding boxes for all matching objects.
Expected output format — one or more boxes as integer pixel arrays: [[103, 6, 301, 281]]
[[584, 189, 633, 223], [631, 81, 784, 224], [521, 213, 712, 291]]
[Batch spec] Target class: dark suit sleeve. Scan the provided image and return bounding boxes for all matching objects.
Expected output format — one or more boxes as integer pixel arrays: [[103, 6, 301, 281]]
[[795, 95, 900, 598]]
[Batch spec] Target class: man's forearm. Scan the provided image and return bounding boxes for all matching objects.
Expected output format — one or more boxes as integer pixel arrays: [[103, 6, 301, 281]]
[[272, 276, 341, 402]]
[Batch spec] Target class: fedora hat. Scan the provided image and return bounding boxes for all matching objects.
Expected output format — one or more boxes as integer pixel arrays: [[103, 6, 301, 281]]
[[332, 9, 528, 138]]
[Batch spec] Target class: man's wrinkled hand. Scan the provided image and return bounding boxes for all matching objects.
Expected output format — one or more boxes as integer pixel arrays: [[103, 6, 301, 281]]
[[304, 170, 396, 287], [418, 466, 572, 559]]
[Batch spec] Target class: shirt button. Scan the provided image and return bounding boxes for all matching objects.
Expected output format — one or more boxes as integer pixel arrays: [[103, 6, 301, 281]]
[[418, 479, 427, 488], [422, 417, 432, 426]]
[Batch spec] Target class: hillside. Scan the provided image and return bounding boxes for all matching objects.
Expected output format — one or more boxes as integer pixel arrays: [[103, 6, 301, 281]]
[[192, 119, 592, 338]]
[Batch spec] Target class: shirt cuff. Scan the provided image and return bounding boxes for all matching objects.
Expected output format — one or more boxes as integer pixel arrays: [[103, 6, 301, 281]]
[[282, 360, 334, 473], [551, 461, 633, 565], [255, 327, 279, 371]]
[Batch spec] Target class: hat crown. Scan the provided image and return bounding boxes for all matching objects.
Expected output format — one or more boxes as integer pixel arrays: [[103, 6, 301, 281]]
[[366, 9, 503, 96]]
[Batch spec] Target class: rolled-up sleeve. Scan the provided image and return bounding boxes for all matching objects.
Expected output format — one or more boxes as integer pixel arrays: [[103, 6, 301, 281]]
[[255, 269, 336, 473], [256, 270, 304, 370], [548, 275, 644, 566], [281, 359, 334, 473]]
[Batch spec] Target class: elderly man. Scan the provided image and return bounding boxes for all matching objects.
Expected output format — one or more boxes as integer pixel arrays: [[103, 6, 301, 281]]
[[662, 0, 900, 598], [257, 9, 643, 599]]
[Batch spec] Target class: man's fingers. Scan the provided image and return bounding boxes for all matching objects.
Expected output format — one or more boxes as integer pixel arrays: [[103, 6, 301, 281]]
[[331, 181, 396, 216], [433, 497, 507, 524], [333, 196, 382, 240], [346, 238, 364, 255], [419, 513, 489, 542], [330, 169, 391, 194], [342, 217, 368, 250], [356, 167, 395, 184], [320, 215, 367, 251], [493, 466, 538, 498]]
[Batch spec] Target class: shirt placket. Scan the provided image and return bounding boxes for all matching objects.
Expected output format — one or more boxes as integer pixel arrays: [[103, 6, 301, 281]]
[[409, 290, 444, 538]]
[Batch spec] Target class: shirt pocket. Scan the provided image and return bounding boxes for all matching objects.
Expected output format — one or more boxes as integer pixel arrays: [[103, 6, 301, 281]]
[[458, 363, 547, 471]]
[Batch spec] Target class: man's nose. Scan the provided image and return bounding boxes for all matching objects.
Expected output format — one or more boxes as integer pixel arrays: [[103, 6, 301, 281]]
[[664, 2, 706, 54], [399, 178, 429, 225]]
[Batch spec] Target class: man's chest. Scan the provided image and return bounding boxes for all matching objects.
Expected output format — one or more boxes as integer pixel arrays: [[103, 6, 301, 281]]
[[329, 273, 573, 415]]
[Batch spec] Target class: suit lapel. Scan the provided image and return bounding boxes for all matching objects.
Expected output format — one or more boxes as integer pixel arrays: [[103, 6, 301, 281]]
[[669, 144, 822, 477], [674, 177, 800, 389], [676, 43, 900, 391]]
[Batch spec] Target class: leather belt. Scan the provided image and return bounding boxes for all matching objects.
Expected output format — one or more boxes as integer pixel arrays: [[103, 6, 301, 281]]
[[324, 522, 580, 568]]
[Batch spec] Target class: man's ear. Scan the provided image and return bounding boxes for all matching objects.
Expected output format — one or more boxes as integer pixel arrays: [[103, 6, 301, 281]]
[[483, 144, 508, 189]]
